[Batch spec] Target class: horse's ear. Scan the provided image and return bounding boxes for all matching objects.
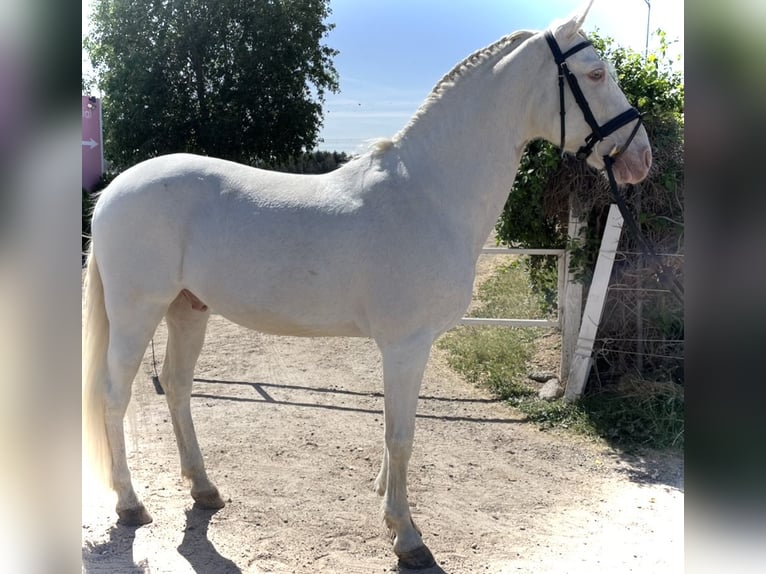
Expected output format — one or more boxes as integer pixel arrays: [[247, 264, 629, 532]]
[[554, 0, 595, 39], [574, 0, 595, 29]]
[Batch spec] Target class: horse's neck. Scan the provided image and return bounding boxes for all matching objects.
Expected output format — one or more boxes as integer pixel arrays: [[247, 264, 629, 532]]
[[395, 34, 548, 257]]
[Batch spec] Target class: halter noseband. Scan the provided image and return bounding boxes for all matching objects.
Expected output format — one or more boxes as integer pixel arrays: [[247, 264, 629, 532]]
[[544, 30, 642, 163]]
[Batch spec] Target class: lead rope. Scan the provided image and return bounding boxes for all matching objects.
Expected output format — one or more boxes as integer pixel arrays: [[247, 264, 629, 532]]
[[603, 155, 685, 305], [150, 338, 159, 379], [150, 337, 164, 394]]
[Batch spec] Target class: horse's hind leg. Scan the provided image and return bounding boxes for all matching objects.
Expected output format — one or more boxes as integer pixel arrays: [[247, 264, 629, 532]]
[[160, 292, 224, 509], [104, 302, 168, 526]]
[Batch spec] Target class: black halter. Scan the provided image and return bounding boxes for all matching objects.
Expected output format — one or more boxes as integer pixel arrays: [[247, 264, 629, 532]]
[[544, 31, 684, 304], [544, 30, 642, 162]]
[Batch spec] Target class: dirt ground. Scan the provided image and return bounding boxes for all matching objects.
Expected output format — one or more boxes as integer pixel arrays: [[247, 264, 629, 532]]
[[82, 255, 684, 574]]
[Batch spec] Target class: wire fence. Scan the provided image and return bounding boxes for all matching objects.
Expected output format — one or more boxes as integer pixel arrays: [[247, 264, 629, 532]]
[[590, 248, 685, 385]]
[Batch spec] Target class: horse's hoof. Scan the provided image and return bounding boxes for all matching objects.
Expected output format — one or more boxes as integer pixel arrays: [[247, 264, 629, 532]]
[[397, 545, 436, 570], [192, 487, 226, 509], [116, 505, 153, 526]]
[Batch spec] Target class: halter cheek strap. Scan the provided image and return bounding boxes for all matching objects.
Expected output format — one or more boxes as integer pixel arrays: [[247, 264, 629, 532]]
[[544, 31, 641, 161]]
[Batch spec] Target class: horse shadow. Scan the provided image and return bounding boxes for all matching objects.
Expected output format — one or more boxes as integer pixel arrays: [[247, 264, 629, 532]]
[[177, 505, 241, 573], [82, 506, 240, 573], [82, 524, 149, 573], [400, 563, 449, 574], [179, 505, 449, 574], [188, 377, 522, 426]]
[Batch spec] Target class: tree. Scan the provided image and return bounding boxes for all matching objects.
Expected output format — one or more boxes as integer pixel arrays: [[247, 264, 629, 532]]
[[259, 150, 351, 174], [84, 0, 339, 169]]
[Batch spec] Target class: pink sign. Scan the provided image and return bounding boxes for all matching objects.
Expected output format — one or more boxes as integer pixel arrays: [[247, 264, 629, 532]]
[[82, 95, 104, 191]]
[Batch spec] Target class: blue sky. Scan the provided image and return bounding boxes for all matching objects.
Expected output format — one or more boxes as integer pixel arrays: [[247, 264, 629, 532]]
[[82, 0, 684, 154], [318, 0, 684, 152]]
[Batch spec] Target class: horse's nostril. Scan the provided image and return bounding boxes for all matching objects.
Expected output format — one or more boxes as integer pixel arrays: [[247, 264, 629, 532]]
[[643, 148, 652, 170]]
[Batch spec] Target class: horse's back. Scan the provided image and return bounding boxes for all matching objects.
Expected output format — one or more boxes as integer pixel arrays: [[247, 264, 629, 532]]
[[91, 152, 474, 340], [91, 154, 376, 334], [93, 153, 348, 264]]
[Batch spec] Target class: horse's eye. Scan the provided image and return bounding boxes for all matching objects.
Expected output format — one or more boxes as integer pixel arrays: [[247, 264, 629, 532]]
[[588, 68, 605, 81]]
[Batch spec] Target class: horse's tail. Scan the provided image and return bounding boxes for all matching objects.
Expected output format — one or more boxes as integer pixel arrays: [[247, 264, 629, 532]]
[[82, 247, 114, 488]]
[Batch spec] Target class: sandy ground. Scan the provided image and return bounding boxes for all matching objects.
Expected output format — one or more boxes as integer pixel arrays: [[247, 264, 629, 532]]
[[82, 252, 683, 573], [82, 324, 683, 573]]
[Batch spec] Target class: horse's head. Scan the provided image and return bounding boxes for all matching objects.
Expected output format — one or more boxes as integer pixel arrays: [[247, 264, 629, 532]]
[[542, 2, 652, 185]]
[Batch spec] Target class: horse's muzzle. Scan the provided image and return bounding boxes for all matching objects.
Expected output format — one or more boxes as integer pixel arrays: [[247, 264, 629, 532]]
[[611, 144, 652, 185]]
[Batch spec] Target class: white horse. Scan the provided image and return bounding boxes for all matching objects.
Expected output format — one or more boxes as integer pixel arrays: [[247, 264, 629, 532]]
[[83, 4, 651, 569]]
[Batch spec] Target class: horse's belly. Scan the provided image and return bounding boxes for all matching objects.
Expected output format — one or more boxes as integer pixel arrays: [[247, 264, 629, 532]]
[[217, 306, 365, 338], [199, 270, 368, 338]]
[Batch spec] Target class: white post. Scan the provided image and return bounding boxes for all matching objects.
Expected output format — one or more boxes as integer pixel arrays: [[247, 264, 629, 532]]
[[564, 204, 624, 402]]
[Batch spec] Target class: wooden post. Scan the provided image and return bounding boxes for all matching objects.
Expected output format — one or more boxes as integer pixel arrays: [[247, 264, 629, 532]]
[[564, 204, 624, 402], [559, 200, 584, 384]]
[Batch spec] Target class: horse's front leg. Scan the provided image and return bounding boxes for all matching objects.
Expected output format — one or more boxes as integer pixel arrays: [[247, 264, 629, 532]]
[[377, 333, 436, 570], [373, 443, 387, 495]]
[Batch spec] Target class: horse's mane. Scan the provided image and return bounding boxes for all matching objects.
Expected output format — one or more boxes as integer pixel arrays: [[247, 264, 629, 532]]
[[429, 30, 535, 98], [372, 29, 535, 150]]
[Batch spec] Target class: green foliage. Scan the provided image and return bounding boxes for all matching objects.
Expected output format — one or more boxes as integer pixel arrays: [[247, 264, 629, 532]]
[[592, 31, 683, 125], [440, 327, 537, 399], [82, 188, 94, 259], [257, 150, 350, 174], [494, 140, 563, 251], [494, 140, 564, 313], [581, 382, 685, 449], [510, 396, 593, 433], [473, 260, 551, 320], [84, 0, 339, 169], [438, 262, 545, 400], [82, 171, 119, 259], [440, 264, 684, 450], [511, 385, 684, 450]]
